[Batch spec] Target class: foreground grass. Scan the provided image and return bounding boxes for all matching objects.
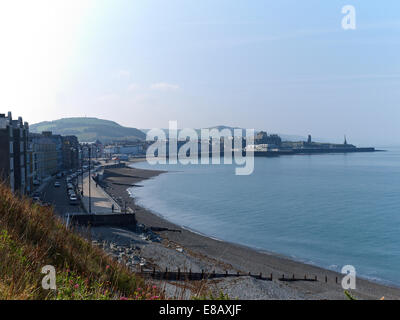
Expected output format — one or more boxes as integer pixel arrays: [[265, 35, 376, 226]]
[[0, 183, 161, 300]]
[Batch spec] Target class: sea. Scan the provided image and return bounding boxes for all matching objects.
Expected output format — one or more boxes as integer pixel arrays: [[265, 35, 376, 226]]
[[128, 147, 400, 286]]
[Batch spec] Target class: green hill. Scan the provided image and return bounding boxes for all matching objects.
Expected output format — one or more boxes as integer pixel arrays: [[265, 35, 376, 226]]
[[30, 117, 146, 143]]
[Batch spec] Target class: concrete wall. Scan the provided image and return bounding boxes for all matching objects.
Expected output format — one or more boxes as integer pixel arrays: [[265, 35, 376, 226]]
[[68, 213, 136, 227]]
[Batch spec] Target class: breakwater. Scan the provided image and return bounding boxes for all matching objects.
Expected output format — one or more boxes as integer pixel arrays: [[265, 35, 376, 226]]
[[253, 147, 378, 157]]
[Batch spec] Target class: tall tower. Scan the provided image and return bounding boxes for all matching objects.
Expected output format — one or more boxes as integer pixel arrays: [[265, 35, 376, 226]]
[[344, 135, 347, 145]]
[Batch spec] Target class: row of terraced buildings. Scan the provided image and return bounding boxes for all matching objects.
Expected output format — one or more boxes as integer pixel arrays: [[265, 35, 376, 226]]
[[0, 112, 80, 195]]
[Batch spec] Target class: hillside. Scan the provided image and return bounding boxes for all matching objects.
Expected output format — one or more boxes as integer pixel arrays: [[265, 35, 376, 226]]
[[30, 117, 146, 143], [0, 183, 159, 300]]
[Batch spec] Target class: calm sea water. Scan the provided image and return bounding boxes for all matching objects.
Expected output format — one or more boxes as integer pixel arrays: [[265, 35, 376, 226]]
[[129, 147, 400, 286]]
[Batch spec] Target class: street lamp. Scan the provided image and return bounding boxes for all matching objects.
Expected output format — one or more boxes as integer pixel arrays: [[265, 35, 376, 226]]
[[88, 144, 92, 214], [80, 143, 92, 214], [79, 147, 83, 196]]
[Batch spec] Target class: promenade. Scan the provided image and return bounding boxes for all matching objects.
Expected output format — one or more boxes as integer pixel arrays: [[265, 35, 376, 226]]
[[81, 173, 121, 215]]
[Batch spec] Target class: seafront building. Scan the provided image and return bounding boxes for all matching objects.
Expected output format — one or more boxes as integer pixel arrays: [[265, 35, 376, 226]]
[[81, 140, 104, 159], [245, 144, 280, 152], [255, 131, 282, 147], [280, 134, 356, 150], [26, 138, 34, 194], [42, 131, 64, 172], [103, 142, 145, 158], [62, 136, 80, 170], [30, 132, 81, 183], [30, 132, 58, 182], [0, 111, 81, 194], [0, 112, 30, 194]]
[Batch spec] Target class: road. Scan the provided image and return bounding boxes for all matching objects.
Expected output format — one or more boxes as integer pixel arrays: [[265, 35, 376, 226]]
[[41, 176, 84, 217]]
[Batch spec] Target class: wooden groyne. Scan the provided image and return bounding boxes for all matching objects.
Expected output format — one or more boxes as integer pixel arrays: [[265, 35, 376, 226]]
[[136, 268, 338, 283]]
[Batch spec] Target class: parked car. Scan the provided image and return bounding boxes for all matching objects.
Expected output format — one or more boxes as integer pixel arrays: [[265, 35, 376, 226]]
[[69, 195, 78, 205], [68, 189, 76, 197], [33, 180, 40, 186], [54, 182, 61, 187]]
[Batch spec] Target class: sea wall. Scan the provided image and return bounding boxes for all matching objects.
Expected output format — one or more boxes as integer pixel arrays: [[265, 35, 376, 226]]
[[68, 213, 136, 227]]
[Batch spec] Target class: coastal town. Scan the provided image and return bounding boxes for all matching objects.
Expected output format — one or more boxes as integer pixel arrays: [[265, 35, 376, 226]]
[[0, 111, 377, 199], [1, 110, 395, 300], [1, 0, 400, 311]]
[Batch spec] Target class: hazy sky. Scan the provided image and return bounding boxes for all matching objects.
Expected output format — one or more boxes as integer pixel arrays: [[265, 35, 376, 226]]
[[0, 0, 399, 146]]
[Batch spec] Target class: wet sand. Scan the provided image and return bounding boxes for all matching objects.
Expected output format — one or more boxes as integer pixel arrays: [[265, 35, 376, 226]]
[[100, 162, 400, 300]]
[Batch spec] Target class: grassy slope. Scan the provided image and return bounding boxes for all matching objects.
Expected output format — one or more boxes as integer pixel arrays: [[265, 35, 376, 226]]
[[0, 183, 159, 300], [30, 117, 146, 143]]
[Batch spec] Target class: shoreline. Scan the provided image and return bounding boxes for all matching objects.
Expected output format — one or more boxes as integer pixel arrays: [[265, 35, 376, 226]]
[[99, 160, 400, 300]]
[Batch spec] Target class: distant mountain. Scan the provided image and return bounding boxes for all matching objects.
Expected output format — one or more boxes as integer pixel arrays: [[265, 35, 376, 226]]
[[30, 117, 146, 143]]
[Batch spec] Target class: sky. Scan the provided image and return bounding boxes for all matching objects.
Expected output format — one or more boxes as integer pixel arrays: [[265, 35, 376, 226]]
[[0, 0, 399, 146]]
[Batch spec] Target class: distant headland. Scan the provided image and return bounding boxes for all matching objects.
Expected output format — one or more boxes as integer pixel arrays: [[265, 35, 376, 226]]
[[246, 132, 381, 157]]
